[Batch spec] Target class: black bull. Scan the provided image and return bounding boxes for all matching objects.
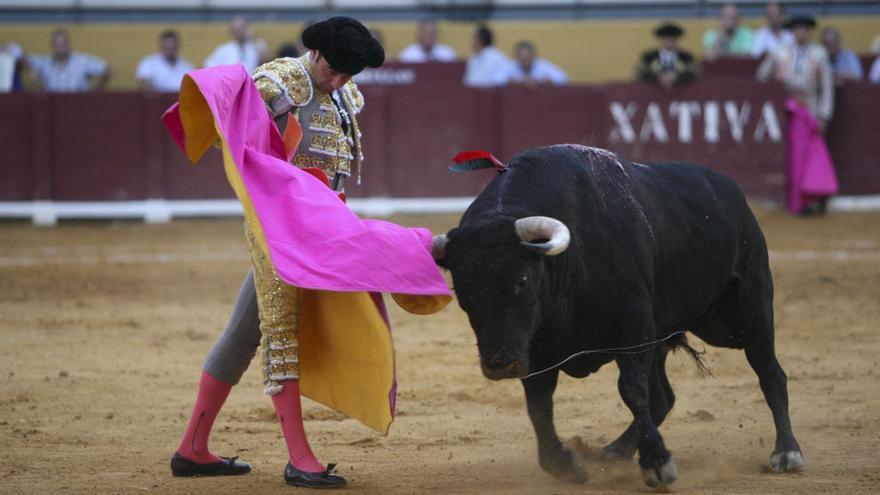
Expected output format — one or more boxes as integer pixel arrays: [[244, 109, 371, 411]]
[[433, 144, 803, 488]]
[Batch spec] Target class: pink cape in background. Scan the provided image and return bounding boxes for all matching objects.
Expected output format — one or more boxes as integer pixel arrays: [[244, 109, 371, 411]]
[[785, 98, 838, 214]]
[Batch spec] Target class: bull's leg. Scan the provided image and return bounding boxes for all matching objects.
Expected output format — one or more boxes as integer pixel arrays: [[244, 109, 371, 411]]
[[603, 347, 675, 462], [736, 284, 803, 472], [521, 369, 587, 483], [617, 353, 677, 488]]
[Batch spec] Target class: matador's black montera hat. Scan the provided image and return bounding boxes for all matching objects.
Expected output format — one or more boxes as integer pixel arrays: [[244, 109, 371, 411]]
[[302, 16, 385, 75]]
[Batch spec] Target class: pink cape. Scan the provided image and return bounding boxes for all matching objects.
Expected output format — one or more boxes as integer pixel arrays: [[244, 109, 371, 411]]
[[785, 98, 838, 214], [162, 64, 450, 297]]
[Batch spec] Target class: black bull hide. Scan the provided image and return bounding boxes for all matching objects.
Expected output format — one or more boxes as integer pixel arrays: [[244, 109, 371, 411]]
[[435, 144, 803, 487]]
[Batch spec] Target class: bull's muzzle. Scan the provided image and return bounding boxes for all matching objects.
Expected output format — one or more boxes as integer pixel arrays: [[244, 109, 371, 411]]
[[480, 355, 527, 380]]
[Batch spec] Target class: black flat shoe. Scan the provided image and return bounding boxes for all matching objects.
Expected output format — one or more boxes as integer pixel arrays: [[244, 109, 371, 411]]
[[284, 462, 347, 489], [170, 452, 251, 477]]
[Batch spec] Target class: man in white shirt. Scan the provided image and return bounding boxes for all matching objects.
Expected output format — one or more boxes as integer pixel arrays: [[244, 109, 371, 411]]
[[398, 20, 457, 63], [757, 15, 834, 126], [0, 42, 23, 92], [203, 16, 265, 73], [870, 56, 880, 83], [504, 40, 567, 86], [136, 30, 194, 93], [27, 28, 110, 92], [463, 25, 511, 87], [751, 2, 794, 58]]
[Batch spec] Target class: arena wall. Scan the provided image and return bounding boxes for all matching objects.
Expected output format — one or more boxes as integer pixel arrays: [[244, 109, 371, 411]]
[[3, 16, 879, 88], [1, 77, 878, 222]]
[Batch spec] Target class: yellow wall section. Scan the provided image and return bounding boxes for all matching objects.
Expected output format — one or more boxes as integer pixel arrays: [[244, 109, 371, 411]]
[[3, 17, 878, 88]]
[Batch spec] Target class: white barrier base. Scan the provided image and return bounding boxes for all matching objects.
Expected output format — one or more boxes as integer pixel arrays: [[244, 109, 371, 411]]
[[0, 198, 477, 226], [828, 196, 880, 212], [0, 196, 877, 226]]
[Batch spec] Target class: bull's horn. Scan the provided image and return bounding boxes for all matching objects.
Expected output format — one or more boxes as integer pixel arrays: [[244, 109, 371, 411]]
[[432, 234, 448, 260], [514, 216, 570, 256]]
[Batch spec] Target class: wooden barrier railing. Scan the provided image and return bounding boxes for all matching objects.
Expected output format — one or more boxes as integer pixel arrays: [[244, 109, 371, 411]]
[[1, 79, 878, 205]]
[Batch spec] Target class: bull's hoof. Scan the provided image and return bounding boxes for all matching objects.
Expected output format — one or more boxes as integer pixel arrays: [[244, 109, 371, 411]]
[[769, 450, 804, 473], [539, 446, 588, 484], [640, 457, 678, 489]]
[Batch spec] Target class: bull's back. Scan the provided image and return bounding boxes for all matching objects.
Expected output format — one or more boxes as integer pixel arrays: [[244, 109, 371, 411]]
[[629, 162, 766, 326]]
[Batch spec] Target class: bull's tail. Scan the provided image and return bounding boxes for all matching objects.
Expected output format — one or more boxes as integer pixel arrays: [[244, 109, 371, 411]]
[[666, 333, 712, 377]]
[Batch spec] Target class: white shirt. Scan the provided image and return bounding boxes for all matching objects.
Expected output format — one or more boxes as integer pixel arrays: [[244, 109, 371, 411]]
[[870, 56, 880, 83], [203, 40, 263, 72], [751, 27, 795, 58], [28, 52, 108, 92], [757, 42, 834, 120], [0, 42, 21, 92], [136, 53, 194, 92], [398, 43, 457, 63], [463, 46, 511, 87], [504, 58, 568, 85]]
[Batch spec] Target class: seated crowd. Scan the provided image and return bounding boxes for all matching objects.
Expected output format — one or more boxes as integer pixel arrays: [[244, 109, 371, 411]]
[[636, 2, 878, 90], [1, 5, 877, 94]]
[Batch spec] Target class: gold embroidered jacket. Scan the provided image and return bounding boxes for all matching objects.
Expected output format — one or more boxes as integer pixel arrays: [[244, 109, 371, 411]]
[[252, 54, 366, 183]]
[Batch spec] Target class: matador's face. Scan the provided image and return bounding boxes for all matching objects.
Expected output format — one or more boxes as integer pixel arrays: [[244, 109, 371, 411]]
[[310, 50, 352, 94]]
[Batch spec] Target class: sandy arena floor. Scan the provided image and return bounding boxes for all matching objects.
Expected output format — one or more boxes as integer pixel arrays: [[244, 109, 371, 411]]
[[1, 211, 878, 495]]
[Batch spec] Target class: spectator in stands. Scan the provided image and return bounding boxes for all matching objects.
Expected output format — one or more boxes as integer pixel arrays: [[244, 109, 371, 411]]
[[757, 15, 836, 215], [820, 27, 863, 84], [0, 41, 24, 92], [398, 20, 457, 63], [751, 2, 793, 59], [203, 16, 266, 73], [871, 34, 880, 55], [463, 24, 511, 87], [870, 56, 880, 83], [703, 3, 754, 61], [504, 40, 567, 87], [871, 35, 880, 82], [758, 15, 833, 129], [635, 22, 699, 91], [27, 28, 110, 92], [136, 30, 194, 93]]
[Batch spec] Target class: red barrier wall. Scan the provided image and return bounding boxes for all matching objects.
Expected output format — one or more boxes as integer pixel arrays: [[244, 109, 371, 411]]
[[1, 80, 878, 205], [825, 83, 880, 196]]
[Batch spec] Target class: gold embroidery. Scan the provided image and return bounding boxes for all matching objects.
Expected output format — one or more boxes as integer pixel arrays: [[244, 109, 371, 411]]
[[245, 221, 301, 389], [336, 158, 352, 176], [310, 134, 338, 154], [278, 66, 361, 181], [316, 92, 334, 110], [252, 57, 313, 107], [254, 76, 283, 103], [309, 111, 338, 131], [292, 153, 336, 180]]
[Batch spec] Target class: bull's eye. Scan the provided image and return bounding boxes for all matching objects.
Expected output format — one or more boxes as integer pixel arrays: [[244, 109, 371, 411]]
[[515, 275, 528, 294]]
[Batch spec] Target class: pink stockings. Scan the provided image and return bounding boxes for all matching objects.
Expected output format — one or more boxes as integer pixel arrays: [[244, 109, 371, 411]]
[[271, 380, 325, 473], [177, 371, 323, 473], [176, 371, 231, 464]]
